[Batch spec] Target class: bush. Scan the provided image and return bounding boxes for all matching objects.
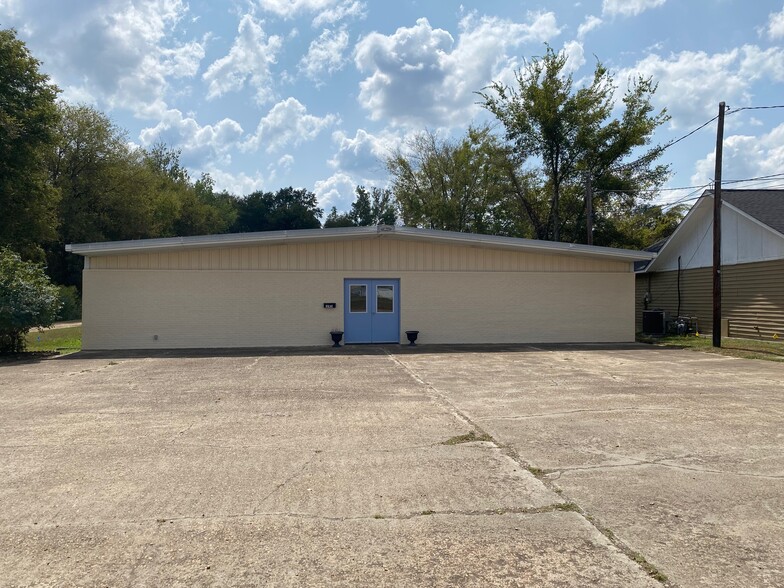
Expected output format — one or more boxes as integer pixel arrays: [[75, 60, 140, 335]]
[[56, 285, 82, 321], [0, 248, 61, 353]]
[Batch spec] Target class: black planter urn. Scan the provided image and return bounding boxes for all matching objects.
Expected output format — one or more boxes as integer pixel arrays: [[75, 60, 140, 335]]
[[405, 330, 419, 346], [330, 331, 344, 347]]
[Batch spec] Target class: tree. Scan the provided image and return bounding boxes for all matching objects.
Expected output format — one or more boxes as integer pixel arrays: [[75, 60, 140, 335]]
[[0, 29, 61, 260], [233, 187, 322, 232], [0, 247, 60, 352], [322, 186, 398, 229], [387, 126, 513, 234], [323, 207, 355, 228], [479, 46, 670, 242]]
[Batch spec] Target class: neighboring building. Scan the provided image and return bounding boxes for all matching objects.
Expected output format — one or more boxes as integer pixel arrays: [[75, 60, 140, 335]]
[[636, 189, 784, 338], [67, 225, 653, 350]]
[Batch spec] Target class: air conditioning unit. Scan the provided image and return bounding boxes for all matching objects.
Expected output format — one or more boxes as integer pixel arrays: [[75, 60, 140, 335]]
[[642, 310, 666, 336]]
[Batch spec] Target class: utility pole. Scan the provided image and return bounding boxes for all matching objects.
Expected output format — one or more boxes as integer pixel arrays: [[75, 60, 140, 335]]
[[585, 172, 593, 246], [712, 102, 726, 348]]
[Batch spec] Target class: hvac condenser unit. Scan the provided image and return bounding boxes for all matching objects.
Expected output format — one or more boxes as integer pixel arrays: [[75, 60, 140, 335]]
[[642, 310, 666, 336]]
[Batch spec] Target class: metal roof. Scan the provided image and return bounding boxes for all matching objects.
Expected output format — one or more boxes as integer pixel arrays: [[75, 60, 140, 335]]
[[66, 225, 655, 262]]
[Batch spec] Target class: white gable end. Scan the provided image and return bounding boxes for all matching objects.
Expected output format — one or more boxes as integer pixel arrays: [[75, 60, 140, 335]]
[[650, 197, 784, 272]]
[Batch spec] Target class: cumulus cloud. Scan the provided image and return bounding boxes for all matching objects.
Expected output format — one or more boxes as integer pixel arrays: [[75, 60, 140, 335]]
[[691, 123, 784, 186], [767, 5, 784, 39], [562, 40, 586, 74], [313, 171, 357, 209], [329, 128, 404, 175], [312, 0, 365, 27], [354, 11, 561, 127], [202, 14, 282, 104], [243, 97, 339, 152], [266, 154, 295, 183], [209, 168, 265, 196], [577, 15, 603, 39], [602, 0, 666, 17], [617, 45, 784, 129], [139, 109, 244, 167], [257, 0, 365, 26], [298, 27, 350, 82], [0, 0, 205, 118]]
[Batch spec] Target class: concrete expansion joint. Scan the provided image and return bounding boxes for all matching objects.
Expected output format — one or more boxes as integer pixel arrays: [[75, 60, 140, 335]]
[[385, 350, 673, 587]]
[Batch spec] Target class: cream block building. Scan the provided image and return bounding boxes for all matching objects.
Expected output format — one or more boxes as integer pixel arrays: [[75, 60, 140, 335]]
[[67, 226, 654, 349]]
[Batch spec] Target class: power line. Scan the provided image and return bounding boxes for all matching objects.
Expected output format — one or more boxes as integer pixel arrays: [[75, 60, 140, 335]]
[[728, 104, 784, 113]]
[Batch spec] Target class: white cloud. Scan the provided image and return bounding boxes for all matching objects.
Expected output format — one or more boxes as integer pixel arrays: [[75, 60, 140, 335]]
[[354, 12, 561, 127], [562, 40, 586, 74], [617, 50, 745, 129], [139, 109, 244, 167], [618, 45, 784, 129], [577, 15, 603, 39], [313, 171, 357, 209], [266, 154, 295, 183], [0, 0, 205, 118], [691, 123, 784, 186], [298, 27, 349, 82], [767, 5, 784, 39], [329, 128, 403, 175], [312, 0, 365, 27], [739, 45, 784, 82], [209, 168, 265, 196], [602, 0, 666, 17], [257, 0, 365, 26], [202, 14, 282, 103], [243, 97, 339, 152]]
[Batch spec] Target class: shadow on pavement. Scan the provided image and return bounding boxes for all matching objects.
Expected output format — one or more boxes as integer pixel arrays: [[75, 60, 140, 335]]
[[57, 342, 651, 360]]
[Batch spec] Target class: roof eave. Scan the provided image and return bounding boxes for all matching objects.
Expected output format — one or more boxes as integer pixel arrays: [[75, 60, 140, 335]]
[[66, 225, 655, 262]]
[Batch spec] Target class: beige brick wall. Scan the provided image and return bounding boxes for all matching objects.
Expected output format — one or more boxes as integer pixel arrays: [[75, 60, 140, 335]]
[[83, 269, 635, 349]]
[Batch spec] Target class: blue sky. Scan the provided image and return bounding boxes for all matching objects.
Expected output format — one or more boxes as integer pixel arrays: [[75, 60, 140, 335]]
[[2, 0, 784, 214]]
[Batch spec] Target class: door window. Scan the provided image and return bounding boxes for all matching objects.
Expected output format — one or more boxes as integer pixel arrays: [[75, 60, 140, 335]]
[[376, 285, 394, 313], [350, 284, 367, 313]]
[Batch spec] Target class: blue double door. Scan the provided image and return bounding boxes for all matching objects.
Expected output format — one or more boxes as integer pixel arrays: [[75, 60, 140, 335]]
[[344, 279, 400, 344]]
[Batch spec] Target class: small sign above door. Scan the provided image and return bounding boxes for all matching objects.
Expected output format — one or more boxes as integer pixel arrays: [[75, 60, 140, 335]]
[[323, 302, 337, 309]]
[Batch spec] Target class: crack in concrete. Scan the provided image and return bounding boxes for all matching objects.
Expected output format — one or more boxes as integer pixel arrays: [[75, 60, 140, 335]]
[[140, 504, 572, 525], [385, 351, 674, 587], [253, 452, 320, 514], [553, 459, 784, 480], [488, 407, 676, 420]]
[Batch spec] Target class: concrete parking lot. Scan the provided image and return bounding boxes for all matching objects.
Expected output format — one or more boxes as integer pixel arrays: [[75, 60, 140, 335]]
[[1, 344, 782, 587]]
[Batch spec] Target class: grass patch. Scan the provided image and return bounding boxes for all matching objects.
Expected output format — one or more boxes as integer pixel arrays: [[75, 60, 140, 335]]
[[638, 334, 784, 362], [553, 502, 580, 513], [631, 552, 669, 583], [25, 326, 82, 354], [442, 430, 493, 445]]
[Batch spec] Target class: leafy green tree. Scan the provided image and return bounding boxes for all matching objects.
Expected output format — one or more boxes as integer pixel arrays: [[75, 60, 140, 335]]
[[0, 247, 61, 352], [233, 187, 322, 232], [479, 46, 670, 242], [323, 207, 355, 228], [322, 186, 398, 229], [0, 29, 61, 260], [172, 173, 238, 237], [387, 126, 513, 233], [351, 186, 397, 226]]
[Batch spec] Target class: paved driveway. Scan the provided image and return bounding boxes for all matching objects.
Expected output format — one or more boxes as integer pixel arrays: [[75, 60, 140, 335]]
[[1, 345, 781, 586]]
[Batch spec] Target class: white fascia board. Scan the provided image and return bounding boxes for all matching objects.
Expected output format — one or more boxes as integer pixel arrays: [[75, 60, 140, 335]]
[[66, 225, 655, 262]]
